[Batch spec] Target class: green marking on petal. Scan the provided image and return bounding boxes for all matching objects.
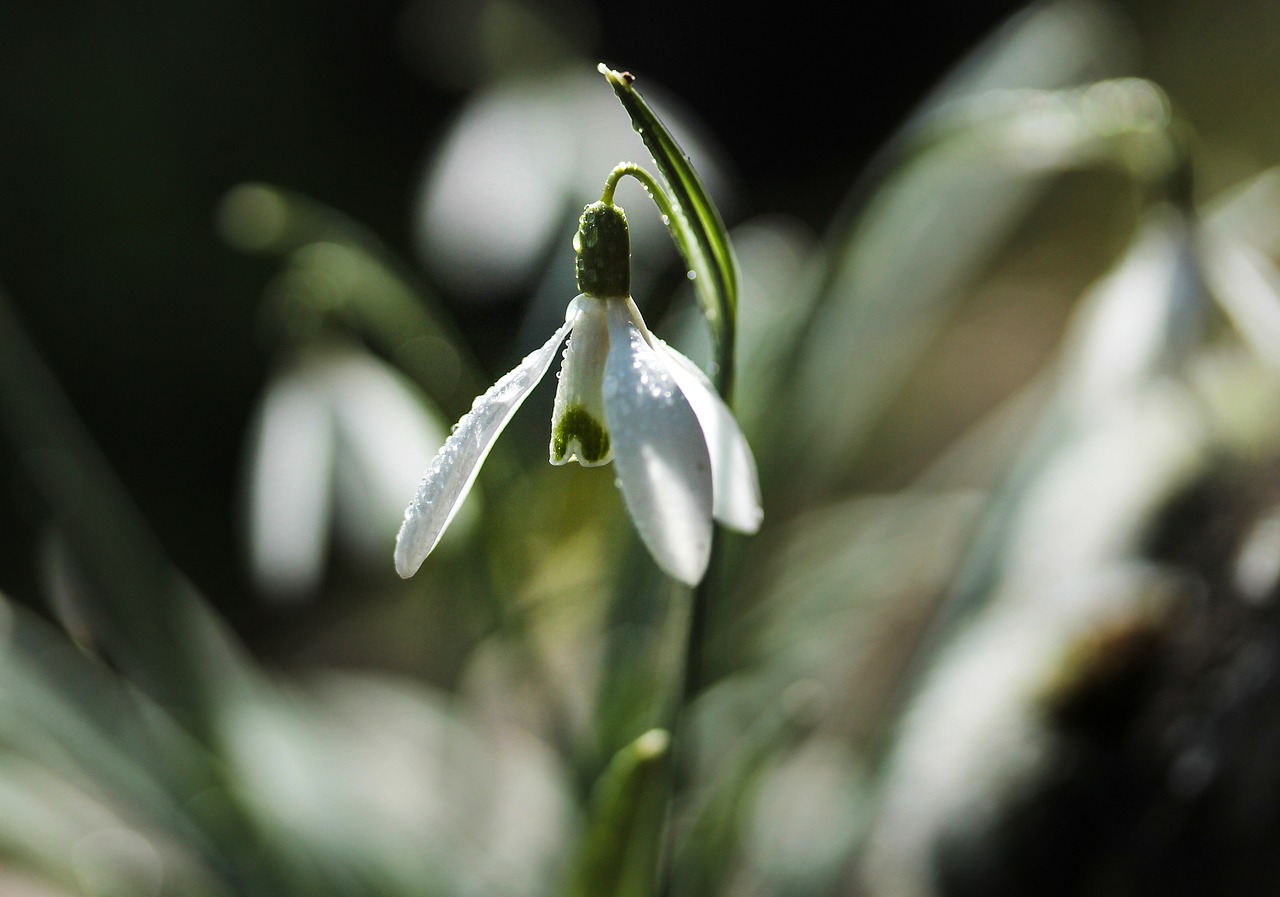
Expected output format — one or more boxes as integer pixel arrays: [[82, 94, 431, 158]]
[[553, 404, 612, 464]]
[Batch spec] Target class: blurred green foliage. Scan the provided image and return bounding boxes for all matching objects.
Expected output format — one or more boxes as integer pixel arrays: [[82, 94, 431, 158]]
[[5, 1, 1280, 895]]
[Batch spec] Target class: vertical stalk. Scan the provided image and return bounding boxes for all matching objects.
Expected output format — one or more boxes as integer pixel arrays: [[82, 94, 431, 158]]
[[660, 349, 733, 897], [598, 66, 744, 895], [591, 176, 735, 895]]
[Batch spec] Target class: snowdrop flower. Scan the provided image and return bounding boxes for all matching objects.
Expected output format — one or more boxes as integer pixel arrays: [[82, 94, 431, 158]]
[[395, 199, 762, 585]]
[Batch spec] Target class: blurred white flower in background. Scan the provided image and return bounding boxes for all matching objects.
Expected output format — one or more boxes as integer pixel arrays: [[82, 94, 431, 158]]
[[245, 342, 460, 601], [413, 66, 731, 308]]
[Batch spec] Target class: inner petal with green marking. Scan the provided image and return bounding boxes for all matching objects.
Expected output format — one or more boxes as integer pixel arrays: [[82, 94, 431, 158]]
[[550, 297, 614, 467], [552, 404, 611, 464]]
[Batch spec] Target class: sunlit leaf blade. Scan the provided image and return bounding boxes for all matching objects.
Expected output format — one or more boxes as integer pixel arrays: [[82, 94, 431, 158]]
[[780, 84, 1174, 494], [598, 64, 738, 377], [0, 593, 250, 895], [218, 183, 486, 416], [0, 289, 238, 739], [564, 729, 670, 897]]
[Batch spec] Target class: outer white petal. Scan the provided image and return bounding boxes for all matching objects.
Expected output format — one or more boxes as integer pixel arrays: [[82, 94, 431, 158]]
[[394, 315, 576, 578], [604, 299, 713, 585], [656, 342, 763, 534]]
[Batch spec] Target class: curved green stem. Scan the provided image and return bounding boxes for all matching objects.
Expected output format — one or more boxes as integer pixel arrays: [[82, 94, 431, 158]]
[[597, 163, 736, 399], [602, 163, 672, 215]]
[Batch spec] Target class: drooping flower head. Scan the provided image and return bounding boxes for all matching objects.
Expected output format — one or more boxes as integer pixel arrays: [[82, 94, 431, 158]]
[[395, 182, 761, 585]]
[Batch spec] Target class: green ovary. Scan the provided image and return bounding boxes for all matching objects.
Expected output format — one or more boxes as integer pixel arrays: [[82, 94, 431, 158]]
[[552, 404, 611, 465]]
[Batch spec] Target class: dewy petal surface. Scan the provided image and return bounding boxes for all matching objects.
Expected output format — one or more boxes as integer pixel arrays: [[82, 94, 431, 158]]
[[394, 314, 577, 578], [550, 296, 612, 466], [604, 298, 713, 585], [655, 342, 763, 534]]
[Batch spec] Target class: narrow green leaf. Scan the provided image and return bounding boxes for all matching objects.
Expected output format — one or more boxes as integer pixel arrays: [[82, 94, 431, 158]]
[[599, 64, 739, 389], [564, 728, 671, 897]]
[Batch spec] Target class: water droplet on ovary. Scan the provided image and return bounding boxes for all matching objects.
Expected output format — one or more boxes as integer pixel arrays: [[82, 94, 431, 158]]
[[686, 270, 697, 281]]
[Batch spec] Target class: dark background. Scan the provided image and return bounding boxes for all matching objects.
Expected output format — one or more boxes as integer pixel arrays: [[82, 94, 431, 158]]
[[0, 0, 1072, 643]]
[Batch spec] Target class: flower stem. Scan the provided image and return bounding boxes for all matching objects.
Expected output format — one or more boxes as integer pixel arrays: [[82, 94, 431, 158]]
[[598, 163, 737, 398], [594, 134, 740, 894], [597, 158, 737, 723], [598, 163, 737, 895], [602, 163, 669, 213]]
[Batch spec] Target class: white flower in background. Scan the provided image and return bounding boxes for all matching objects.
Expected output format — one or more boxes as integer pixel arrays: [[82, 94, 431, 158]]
[[414, 66, 727, 303], [395, 200, 762, 585], [246, 342, 456, 600]]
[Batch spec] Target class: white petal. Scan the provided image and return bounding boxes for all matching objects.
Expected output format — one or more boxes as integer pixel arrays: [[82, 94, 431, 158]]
[[550, 297, 613, 466], [656, 342, 763, 534], [604, 299, 713, 585], [394, 316, 575, 578]]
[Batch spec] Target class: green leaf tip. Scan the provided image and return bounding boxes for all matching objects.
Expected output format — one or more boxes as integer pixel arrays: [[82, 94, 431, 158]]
[[633, 727, 670, 760], [597, 59, 740, 396], [597, 63, 635, 89]]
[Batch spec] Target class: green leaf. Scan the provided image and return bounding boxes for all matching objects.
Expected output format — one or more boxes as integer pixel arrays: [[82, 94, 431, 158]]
[[599, 64, 739, 391], [564, 728, 671, 897]]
